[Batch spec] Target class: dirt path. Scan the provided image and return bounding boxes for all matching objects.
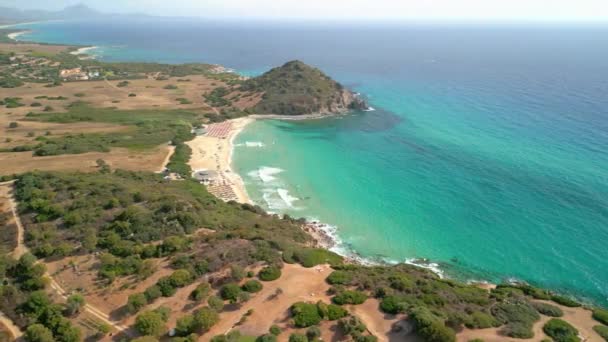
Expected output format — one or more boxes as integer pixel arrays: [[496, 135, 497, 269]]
[[0, 181, 131, 335], [157, 145, 175, 173], [0, 181, 27, 259], [0, 310, 21, 340]]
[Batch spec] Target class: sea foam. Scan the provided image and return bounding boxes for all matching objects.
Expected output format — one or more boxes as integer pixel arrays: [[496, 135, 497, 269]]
[[245, 141, 264, 147], [248, 166, 283, 183]]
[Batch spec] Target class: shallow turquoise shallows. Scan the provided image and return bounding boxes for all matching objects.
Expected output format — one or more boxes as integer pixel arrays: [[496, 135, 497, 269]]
[[14, 19, 608, 305]]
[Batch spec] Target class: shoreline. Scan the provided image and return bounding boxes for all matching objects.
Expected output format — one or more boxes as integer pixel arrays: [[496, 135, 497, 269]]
[[70, 46, 98, 59], [6, 30, 29, 41]]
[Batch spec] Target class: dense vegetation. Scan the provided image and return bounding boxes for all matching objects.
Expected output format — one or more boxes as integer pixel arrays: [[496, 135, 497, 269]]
[[14, 104, 199, 158], [0, 253, 81, 341], [543, 319, 580, 342], [241, 60, 365, 115], [2, 168, 603, 341], [13, 170, 312, 275], [318, 264, 597, 341]]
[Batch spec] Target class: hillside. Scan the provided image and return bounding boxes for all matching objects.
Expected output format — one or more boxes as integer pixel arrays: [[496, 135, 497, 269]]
[[242, 60, 367, 115], [1, 170, 606, 342]]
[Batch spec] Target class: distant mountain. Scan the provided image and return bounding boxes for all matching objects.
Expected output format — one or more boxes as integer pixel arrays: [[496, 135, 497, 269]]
[[0, 3, 134, 24], [242, 60, 368, 116]]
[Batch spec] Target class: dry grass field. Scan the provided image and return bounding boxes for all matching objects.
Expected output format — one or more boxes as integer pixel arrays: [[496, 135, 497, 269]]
[[0, 72, 259, 175], [0, 42, 71, 55]]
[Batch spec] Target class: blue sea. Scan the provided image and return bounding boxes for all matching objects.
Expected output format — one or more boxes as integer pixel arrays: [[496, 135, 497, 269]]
[[13, 18, 608, 305]]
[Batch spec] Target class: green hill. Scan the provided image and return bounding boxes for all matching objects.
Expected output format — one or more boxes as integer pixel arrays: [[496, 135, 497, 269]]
[[242, 60, 367, 115]]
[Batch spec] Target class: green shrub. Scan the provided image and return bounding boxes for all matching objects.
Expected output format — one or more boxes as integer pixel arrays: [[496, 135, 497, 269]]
[[144, 285, 162, 302], [127, 293, 147, 313], [593, 308, 608, 325], [306, 326, 321, 340], [465, 311, 499, 329], [256, 335, 277, 342], [220, 283, 242, 303], [169, 269, 193, 287], [327, 270, 352, 285], [501, 322, 535, 339], [290, 302, 322, 327], [242, 279, 263, 293], [175, 314, 195, 336], [190, 282, 211, 301], [208, 296, 224, 311], [292, 248, 343, 267], [288, 333, 308, 342], [380, 295, 405, 314], [492, 301, 540, 339], [117, 81, 129, 87], [327, 304, 348, 320], [192, 307, 219, 333], [339, 316, 366, 336], [533, 302, 564, 317], [25, 324, 54, 342], [8, 121, 18, 128], [333, 290, 367, 305], [259, 265, 281, 281], [593, 325, 608, 341], [135, 310, 166, 337], [409, 306, 456, 342], [551, 295, 581, 307], [543, 319, 580, 342], [176, 98, 193, 105], [269, 325, 281, 336]]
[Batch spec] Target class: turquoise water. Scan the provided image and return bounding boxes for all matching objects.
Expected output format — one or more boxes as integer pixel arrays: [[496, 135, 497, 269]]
[[13, 19, 608, 305]]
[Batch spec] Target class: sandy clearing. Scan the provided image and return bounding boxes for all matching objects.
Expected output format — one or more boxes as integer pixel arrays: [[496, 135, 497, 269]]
[[203, 263, 333, 339], [348, 299, 418, 342], [45, 255, 174, 322]]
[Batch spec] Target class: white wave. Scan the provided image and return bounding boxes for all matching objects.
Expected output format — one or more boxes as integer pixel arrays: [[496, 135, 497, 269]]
[[277, 188, 298, 208], [262, 189, 288, 211], [258, 166, 283, 182], [405, 258, 445, 278], [247, 166, 283, 183], [304, 215, 446, 276], [363, 106, 376, 112], [245, 141, 264, 147]]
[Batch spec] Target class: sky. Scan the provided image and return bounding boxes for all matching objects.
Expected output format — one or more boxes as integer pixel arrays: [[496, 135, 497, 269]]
[[2, 0, 608, 22]]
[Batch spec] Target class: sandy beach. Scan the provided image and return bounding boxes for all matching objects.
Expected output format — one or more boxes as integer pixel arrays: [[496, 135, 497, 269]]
[[70, 46, 98, 59], [187, 117, 253, 203], [7, 31, 28, 41]]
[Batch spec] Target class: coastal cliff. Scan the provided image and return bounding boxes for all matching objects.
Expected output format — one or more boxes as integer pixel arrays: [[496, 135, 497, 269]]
[[242, 60, 367, 116]]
